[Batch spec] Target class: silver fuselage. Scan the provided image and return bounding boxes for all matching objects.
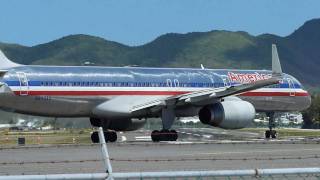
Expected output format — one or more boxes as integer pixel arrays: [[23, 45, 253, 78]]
[[0, 66, 311, 118]]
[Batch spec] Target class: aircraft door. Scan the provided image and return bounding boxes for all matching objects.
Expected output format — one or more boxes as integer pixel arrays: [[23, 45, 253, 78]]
[[173, 79, 179, 88], [166, 79, 172, 89], [17, 72, 29, 96], [287, 78, 295, 96], [221, 75, 231, 87]]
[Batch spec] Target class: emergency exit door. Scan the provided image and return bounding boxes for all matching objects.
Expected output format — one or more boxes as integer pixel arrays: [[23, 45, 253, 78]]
[[17, 72, 29, 96]]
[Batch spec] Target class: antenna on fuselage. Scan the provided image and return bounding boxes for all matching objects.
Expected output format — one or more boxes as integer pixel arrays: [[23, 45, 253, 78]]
[[272, 44, 283, 76]]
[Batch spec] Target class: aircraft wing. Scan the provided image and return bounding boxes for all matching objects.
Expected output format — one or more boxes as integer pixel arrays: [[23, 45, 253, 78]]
[[130, 77, 280, 113], [131, 44, 283, 113]]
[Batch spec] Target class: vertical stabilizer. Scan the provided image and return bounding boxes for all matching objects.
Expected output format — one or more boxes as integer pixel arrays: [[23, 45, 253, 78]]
[[0, 50, 21, 69], [272, 44, 282, 75]]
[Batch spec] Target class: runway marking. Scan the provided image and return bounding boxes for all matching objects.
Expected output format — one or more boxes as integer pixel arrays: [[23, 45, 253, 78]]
[[135, 136, 151, 141], [183, 148, 320, 156], [167, 141, 198, 144], [203, 135, 212, 138], [121, 136, 127, 142]]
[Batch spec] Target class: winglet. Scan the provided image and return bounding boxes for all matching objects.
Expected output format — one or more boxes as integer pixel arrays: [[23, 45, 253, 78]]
[[0, 49, 21, 69], [272, 44, 282, 76]]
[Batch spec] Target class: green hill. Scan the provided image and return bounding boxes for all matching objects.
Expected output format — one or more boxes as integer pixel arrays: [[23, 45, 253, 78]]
[[1, 19, 320, 86]]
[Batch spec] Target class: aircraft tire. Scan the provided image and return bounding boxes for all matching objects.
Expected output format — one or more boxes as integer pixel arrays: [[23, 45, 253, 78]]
[[160, 129, 170, 141], [271, 130, 277, 139], [170, 130, 178, 141], [109, 131, 117, 142], [151, 130, 178, 142], [265, 130, 271, 139], [151, 130, 160, 142], [104, 131, 117, 143], [91, 131, 99, 143]]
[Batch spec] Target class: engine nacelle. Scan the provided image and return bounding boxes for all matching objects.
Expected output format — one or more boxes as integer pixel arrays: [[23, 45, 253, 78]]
[[90, 117, 146, 131], [198, 100, 255, 129]]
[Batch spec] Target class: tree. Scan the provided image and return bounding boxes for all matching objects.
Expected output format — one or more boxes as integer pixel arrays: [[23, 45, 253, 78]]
[[302, 94, 320, 129]]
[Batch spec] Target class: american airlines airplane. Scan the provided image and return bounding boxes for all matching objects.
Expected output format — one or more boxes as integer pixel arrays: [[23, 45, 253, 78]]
[[0, 45, 311, 142]]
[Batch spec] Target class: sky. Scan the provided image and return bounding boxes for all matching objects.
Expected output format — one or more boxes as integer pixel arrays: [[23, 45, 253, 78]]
[[0, 0, 319, 46]]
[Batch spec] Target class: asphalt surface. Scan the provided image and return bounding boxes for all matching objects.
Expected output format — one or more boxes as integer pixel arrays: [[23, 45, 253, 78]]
[[0, 128, 319, 175]]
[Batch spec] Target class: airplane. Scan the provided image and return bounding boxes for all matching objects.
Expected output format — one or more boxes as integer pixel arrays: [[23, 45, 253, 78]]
[[0, 44, 311, 142]]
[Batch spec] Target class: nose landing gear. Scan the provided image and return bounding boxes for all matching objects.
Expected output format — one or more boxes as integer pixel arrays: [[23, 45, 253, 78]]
[[265, 112, 277, 139], [265, 129, 277, 139]]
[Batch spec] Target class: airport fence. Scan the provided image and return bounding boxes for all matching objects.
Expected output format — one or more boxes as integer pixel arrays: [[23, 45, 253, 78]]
[[0, 127, 319, 180], [0, 168, 320, 179]]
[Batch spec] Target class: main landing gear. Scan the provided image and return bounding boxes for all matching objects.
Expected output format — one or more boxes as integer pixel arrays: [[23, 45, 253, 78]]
[[91, 130, 117, 143], [151, 107, 178, 142], [265, 112, 277, 139], [151, 130, 178, 142], [90, 118, 118, 143]]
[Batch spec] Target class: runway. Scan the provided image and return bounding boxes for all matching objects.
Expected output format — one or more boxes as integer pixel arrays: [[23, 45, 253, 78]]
[[0, 128, 319, 175]]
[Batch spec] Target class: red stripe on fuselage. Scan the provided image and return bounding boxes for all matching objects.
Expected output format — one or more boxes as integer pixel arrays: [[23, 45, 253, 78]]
[[13, 90, 309, 97], [240, 91, 309, 97], [14, 91, 188, 96]]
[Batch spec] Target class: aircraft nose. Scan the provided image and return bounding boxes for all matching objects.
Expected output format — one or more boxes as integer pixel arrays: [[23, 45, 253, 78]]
[[299, 91, 312, 111], [304, 91, 312, 109]]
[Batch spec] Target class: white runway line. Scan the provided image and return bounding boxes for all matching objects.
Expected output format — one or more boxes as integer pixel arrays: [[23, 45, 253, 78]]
[[182, 148, 320, 156], [203, 135, 212, 138], [167, 141, 199, 144], [135, 136, 151, 141], [121, 136, 127, 142]]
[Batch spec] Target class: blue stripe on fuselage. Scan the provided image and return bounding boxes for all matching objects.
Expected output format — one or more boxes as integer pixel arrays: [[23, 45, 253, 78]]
[[4, 80, 301, 89], [3, 66, 302, 89]]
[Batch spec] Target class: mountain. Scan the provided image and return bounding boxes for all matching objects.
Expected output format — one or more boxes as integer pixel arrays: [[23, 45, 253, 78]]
[[1, 19, 320, 86]]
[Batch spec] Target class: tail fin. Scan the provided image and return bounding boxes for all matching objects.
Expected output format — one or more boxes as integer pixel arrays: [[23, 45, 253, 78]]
[[0, 50, 21, 69], [272, 44, 283, 76]]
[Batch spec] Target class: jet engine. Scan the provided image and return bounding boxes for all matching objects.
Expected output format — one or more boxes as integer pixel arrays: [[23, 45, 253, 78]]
[[90, 117, 146, 131], [198, 100, 255, 129]]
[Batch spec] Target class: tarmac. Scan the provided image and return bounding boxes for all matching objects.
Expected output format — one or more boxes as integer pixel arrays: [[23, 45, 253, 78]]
[[0, 128, 319, 175]]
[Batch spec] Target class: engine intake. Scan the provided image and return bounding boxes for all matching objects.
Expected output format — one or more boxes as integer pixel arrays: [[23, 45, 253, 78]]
[[198, 100, 255, 129]]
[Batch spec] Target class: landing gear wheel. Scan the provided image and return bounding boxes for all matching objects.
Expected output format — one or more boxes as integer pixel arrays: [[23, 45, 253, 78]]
[[91, 130, 117, 143], [265, 130, 270, 139], [151, 129, 178, 142], [170, 130, 178, 141], [105, 131, 117, 143], [270, 130, 277, 139], [160, 129, 170, 141], [91, 131, 99, 143], [265, 112, 277, 139], [151, 130, 160, 142], [265, 130, 277, 139]]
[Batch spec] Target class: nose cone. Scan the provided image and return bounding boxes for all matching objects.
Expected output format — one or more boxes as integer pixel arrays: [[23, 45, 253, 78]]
[[303, 91, 312, 110], [294, 91, 312, 112]]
